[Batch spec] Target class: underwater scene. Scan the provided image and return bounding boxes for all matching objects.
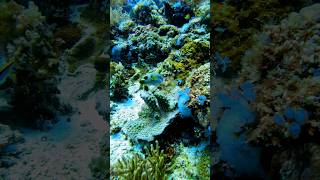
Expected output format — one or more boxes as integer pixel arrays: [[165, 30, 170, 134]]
[[0, 0, 320, 179], [0, 0, 108, 179], [212, 0, 320, 179], [110, 0, 210, 179]]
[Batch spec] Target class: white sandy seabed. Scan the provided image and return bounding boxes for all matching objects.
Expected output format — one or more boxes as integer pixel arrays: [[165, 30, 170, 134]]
[[1, 64, 107, 179]]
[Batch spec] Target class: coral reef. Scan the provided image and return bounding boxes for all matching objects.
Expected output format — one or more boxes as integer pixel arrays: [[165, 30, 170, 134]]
[[0, 0, 108, 179], [212, 0, 314, 73], [131, 0, 166, 26], [170, 142, 210, 179], [240, 3, 320, 147], [0, 1, 61, 128], [110, 0, 210, 179], [212, 2, 320, 179]]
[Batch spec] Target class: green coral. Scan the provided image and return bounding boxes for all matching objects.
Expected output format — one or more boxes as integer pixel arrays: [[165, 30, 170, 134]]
[[111, 141, 172, 179], [110, 62, 130, 101], [140, 91, 160, 112], [131, 0, 166, 26], [122, 86, 179, 142], [158, 39, 210, 81], [154, 90, 177, 112], [110, 6, 130, 27], [158, 25, 179, 37]]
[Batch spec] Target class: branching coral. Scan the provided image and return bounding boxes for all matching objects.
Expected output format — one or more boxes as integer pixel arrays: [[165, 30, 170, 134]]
[[111, 141, 172, 179]]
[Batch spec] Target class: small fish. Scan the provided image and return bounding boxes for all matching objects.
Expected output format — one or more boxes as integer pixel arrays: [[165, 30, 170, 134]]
[[142, 72, 164, 85], [0, 60, 14, 83]]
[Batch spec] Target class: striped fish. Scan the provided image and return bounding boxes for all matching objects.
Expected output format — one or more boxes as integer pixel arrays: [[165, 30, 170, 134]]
[[0, 60, 14, 84]]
